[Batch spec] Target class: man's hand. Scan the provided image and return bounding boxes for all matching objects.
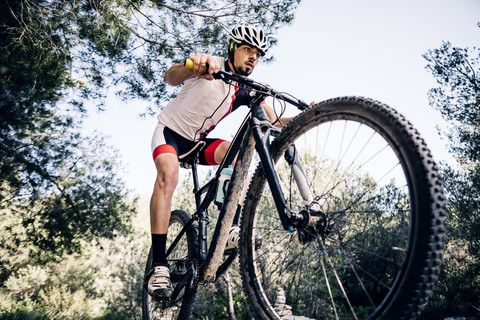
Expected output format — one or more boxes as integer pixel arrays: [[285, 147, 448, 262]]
[[164, 53, 222, 86], [188, 53, 221, 81]]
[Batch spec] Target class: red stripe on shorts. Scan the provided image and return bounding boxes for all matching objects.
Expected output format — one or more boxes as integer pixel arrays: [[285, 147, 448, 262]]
[[153, 144, 177, 161], [205, 139, 225, 165]]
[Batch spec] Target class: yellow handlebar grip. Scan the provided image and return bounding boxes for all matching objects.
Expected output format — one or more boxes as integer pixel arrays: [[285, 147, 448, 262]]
[[184, 58, 194, 70], [184, 58, 208, 73]]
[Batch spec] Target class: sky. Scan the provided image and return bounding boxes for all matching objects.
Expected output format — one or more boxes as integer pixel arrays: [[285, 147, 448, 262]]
[[84, 0, 480, 196]]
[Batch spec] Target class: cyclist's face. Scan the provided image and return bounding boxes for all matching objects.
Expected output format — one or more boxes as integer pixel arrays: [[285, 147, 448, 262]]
[[232, 45, 261, 76]]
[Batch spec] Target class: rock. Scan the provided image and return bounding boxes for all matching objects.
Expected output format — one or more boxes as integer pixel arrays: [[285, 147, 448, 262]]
[[278, 311, 293, 317], [276, 297, 286, 304]]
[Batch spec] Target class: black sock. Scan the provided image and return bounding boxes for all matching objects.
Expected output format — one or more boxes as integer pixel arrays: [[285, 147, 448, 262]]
[[232, 204, 241, 226], [152, 234, 168, 267]]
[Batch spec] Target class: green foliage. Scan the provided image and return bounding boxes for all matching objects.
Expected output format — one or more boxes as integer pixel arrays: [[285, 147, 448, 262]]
[[0, 134, 137, 266], [441, 167, 480, 257], [422, 36, 480, 318], [0, 218, 149, 320], [427, 240, 480, 318], [1, 1, 303, 318], [2, 0, 302, 113], [424, 41, 480, 166], [1, 0, 137, 264], [419, 165, 480, 318], [0, 292, 50, 320]]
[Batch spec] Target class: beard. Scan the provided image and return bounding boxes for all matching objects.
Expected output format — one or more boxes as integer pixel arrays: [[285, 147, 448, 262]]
[[228, 57, 253, 76], [237, 65, 252, 76]]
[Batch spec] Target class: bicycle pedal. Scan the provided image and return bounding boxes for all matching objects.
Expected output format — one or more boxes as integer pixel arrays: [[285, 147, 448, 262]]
[[149, 292, 172, 303]]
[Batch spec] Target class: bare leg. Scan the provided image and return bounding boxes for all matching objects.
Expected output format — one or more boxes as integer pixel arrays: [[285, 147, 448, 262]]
[[150, 153, 179, 265], [147, 152, 179, 298]]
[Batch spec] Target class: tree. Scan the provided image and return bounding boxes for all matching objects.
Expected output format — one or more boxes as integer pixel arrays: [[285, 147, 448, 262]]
[[1, 0, 301, 112], [0, 1, 136, 267], [424, 40, 480, 260], [0, 0, 136, 261], [422, 38, 480, 317], [424, 41, 480, 167], [0, 207, 149, 320], [1, 0, 301, 263], [1, 1, 302, 316], [0, 134, 137, 268]]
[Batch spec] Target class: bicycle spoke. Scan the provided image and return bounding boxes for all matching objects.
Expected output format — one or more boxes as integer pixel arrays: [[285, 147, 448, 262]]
[[340, 249, 394, 291], [325, 250, 359, 320], [320, 256, 339, 320], [344, 252, 377, 308]]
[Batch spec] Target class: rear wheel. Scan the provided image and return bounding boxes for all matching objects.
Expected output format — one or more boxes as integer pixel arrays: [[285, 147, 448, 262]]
[[240, 97, 446, 320], [142, 210, 198, 320]]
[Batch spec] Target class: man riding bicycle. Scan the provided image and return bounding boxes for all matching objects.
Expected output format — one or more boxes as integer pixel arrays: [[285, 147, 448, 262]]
[[148, 25, 289, 299]]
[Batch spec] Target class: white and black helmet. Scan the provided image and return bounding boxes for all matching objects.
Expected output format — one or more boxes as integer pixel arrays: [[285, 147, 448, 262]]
[[227, 25, 268, 56]]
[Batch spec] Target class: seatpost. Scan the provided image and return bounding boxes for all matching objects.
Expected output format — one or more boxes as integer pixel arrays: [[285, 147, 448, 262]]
[[189, 160, 209, 262], [191, 160, 202, 209]]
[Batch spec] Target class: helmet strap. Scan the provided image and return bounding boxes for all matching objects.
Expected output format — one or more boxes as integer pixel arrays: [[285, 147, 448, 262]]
[[227, 40, 241, 74]]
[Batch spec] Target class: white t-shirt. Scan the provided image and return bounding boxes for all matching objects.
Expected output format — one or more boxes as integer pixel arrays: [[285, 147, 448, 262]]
[[157, 58, 248, 141]]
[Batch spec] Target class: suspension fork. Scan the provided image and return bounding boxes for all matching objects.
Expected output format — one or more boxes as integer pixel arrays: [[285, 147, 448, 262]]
[[284, 144, 328, 232], [249, 104, 306, 231]]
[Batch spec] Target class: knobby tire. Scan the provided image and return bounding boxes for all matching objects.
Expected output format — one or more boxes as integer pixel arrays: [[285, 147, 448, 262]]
[[239, 97, 446, 320]]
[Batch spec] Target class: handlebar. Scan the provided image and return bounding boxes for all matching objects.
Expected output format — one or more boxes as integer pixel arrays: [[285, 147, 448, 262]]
[[184, 58, 310, 110]]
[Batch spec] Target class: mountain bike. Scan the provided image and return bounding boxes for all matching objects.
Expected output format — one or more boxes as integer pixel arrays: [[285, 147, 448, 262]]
[[142, 60, 446, 320]]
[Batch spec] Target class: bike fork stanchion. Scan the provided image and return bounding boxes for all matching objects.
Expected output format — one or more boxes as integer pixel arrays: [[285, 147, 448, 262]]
[[284, 145, 321, 213]]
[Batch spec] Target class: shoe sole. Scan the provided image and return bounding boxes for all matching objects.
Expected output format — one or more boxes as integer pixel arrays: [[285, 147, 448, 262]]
[[148, 288, 172, 299]]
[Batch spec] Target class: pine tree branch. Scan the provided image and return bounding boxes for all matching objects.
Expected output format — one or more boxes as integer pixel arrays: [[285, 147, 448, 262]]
[[150, 0, 238, 19]]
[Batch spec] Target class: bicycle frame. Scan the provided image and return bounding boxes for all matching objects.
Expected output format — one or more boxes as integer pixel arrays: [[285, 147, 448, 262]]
[[167, 70, 311, 283], [146, 64, 446, 320]]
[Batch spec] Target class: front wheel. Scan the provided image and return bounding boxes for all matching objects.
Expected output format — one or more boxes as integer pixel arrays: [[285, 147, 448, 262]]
[[142, 210, 198, 320], [239, 97, 446, 320]]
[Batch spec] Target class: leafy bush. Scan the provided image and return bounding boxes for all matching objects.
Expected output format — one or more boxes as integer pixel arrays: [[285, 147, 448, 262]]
[[5, 265, 49, 300]]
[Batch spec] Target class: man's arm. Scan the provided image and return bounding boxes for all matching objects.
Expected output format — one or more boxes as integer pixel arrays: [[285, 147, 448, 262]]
[[164, 63, 195, 86], [164, 53, 222, 86]]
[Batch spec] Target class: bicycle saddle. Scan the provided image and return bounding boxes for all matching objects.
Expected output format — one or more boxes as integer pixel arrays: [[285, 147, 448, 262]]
[[179, 140, 206, 168]]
